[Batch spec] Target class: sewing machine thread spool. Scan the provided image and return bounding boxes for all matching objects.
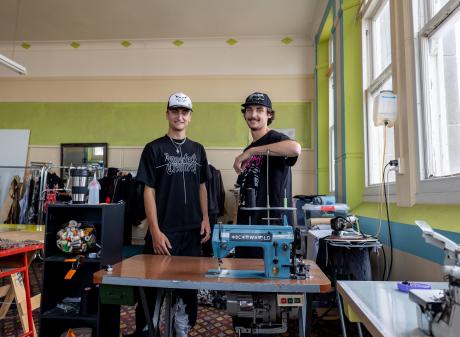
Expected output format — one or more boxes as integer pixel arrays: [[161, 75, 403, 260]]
[[245, 188, 256, 208]]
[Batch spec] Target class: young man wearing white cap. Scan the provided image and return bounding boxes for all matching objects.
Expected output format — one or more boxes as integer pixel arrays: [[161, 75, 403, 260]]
[[132, 93, 211, 337], [234, 92, 301, 258]]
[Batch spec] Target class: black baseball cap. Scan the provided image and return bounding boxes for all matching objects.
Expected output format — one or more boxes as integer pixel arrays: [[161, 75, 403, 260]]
[[241, 92, 272, 110]]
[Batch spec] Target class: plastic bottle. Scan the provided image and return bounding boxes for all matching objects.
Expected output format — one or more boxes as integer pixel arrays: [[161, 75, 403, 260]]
[[88, 173, 101, 204]]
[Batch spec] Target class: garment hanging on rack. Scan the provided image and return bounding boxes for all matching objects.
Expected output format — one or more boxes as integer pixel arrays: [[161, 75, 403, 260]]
[[19, 175, 32, 224], [3, 176, 21, 224], [97, 168, 145, 245], [0, 164, 69, 226], [31, 172, 66, 224], [0, 168, 41, 224], [207, 165, 225, 217], [27, 173, 39, 224], [126, 178, 145, 227], [99, 167, 119, 203], [112, 172, 145, 245], [202, 165, 226, 257], [112, 173, 132, 203]]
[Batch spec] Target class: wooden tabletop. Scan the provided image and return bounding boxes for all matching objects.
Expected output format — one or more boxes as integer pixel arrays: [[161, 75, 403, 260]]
[[0, 225, 44, 243], [94, 254, 331, 293]]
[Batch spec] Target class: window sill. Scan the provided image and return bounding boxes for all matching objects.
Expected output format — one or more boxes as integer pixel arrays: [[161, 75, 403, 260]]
[[416, 175, 460, 204], [363, 183, 397, 203]]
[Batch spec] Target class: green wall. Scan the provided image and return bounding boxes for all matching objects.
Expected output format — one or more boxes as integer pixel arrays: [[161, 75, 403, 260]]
[[354, 202, 460, 233], [0, 102, 311, 147], [342, 0, 365, 208], [354, 202, 460, 266]]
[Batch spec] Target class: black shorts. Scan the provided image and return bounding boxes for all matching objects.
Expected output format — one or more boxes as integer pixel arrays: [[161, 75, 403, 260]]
[[143, 228, 201, 257]]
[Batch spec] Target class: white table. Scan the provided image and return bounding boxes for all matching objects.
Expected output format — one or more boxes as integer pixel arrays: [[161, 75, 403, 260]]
[[337, 281, 447, 337]]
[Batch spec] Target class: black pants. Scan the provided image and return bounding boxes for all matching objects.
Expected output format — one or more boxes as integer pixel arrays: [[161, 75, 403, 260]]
[[135, 229, 201, 333]]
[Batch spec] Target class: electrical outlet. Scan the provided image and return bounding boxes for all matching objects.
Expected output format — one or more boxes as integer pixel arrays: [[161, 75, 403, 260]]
[[389, 158, 404, 174]]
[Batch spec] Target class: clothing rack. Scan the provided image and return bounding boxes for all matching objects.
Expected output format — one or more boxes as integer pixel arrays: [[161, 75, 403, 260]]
[[1, 163, 102, 227], [119, 168, 138, 172], [0, 166, 38, 170], [1, 163, 139, 228], [39, 164, 107, 226], [0, 163, 48, 228], [103, 167, 138, 173]]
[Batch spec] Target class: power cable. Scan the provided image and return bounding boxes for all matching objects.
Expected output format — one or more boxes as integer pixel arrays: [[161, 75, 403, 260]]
[[381, 242, 387, 281], [375, 123, 388, 237], [383, 162, 394, 280]]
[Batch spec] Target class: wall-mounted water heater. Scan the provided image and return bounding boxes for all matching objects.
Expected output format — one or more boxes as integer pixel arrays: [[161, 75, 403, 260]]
[[373, 90, 397, 127]]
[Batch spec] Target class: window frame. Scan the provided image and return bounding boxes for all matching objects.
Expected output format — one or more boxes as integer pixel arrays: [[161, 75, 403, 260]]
[[361, 0, 397, 200], [414, 0, 460, 203]]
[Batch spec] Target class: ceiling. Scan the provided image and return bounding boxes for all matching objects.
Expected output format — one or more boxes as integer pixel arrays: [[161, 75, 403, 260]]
[[0, 0, 327, 42]]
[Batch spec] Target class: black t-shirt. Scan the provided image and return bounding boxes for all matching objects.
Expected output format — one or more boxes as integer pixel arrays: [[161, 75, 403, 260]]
[[236, 130, 297, 226], [136, 135, 208, 233]]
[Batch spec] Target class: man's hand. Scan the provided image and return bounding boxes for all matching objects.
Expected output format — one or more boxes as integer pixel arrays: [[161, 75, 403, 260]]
[[152, 230, 172, 255], [233, 150, 252, 174], [200, 218, 211, 243]]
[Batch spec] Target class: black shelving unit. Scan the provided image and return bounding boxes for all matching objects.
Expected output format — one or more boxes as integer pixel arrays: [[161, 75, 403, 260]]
[[39, 203, 124, 337]]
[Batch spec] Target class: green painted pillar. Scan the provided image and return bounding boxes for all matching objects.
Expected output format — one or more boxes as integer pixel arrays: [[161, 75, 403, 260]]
[[340, 0, 365, 208]]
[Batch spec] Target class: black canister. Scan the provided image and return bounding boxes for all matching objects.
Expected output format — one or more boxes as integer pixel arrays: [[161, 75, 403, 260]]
[[245, 188, 256, 208], [70, 168, 89, 204]]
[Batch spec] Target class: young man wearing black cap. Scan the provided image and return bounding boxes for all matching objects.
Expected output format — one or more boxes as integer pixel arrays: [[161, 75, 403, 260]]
[[132, 92, 211, 337], [234, 92, 301, 258]]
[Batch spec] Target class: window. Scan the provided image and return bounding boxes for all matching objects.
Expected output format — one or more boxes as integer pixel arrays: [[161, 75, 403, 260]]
[[416, 0, 460, 179], [362, 0, 396, 186], [431, 0, 451, 14]]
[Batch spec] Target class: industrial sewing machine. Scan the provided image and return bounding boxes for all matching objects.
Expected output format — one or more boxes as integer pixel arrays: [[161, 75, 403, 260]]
[[206, 223, 309, 335], [409, 221, 460, 337], [206, 150, 312, 335], [207, 223, 308, 279]]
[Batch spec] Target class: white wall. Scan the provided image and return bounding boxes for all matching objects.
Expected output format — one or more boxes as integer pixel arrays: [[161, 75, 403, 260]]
[[0, 36, 313, 78], [2, 35, 316, 226]]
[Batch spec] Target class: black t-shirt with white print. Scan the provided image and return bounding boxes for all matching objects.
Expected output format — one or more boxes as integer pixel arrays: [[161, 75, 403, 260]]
[[137, 135, 208, 233], [236, 130, 297, 226]]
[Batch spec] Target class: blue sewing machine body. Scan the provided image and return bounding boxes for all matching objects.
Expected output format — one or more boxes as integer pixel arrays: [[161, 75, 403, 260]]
[[209, 224, 294, 279]]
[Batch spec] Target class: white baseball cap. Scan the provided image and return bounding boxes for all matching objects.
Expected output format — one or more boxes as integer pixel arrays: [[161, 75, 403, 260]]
[[167, 92, 193, 111]]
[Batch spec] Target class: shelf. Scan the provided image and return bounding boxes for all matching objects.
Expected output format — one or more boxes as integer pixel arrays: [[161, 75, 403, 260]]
[[45, 255, 100, 263], [41, 311, 98, 322], [41, 203, 124, 337]]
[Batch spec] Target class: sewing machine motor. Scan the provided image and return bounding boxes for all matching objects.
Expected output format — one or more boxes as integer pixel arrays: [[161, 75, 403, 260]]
[[226, 292, 303, 335]]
